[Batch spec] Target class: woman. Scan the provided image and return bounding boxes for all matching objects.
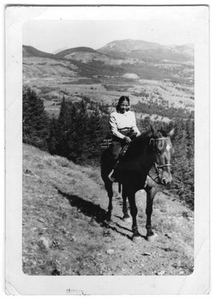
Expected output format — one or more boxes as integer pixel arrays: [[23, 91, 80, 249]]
[[108, 95, 140, 180]]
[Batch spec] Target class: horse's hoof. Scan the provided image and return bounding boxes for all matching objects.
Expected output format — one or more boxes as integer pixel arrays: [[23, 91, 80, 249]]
[[146, 233, 157, 242], [132, 235, 142, 243]]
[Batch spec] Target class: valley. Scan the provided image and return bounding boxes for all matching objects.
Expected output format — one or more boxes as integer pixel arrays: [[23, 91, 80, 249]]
[[23, 39, 194, 119]]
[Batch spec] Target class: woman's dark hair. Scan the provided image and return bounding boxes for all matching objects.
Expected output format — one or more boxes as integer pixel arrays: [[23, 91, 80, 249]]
[[116, 96, 130, 112]]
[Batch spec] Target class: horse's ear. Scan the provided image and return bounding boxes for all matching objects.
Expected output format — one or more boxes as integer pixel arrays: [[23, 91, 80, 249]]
[[150, 125, 154, 135], [168, 128, 175, 137], [150, 125, 157, 136]]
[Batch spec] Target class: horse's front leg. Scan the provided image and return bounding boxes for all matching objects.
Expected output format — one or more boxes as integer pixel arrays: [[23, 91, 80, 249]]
[[105, 180, 113, 221], [145, 185, 157, 241], [122, 185, 130, 221], [127, 191, 141, 242]]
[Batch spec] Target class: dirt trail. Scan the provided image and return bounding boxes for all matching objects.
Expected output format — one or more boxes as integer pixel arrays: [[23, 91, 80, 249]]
[[23, 144, 194, 276]]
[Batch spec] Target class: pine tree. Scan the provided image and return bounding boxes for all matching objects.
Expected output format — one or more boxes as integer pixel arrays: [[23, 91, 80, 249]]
[[138, 116, 151, 132], [23, 86, 49, 150], [171, 118, 194, 209], [86, 104, 103, 163], [67, 100, 89, 163], [57, 96, 70, 157], [185, 117, 194, 160], [47, 117, 59, 155]]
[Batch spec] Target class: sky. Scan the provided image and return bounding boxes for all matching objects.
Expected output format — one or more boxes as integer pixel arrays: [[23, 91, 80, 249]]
[[22, 6, 204, 53]]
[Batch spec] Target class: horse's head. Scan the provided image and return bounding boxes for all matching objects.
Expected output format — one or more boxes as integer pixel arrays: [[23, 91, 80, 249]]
[[150, 128, 174, 185], [117, 127, 174, 186]]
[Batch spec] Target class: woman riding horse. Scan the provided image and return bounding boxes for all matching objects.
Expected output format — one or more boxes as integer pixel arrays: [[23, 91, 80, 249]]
[[108, 95, 141, 181], [101, 126, 174, 242]]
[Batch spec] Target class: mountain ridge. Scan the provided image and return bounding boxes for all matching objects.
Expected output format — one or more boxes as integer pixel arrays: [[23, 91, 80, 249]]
[[97, 39, 166, 53], [23, 39, 194, 63], [97, 39, 193, 62], [55, 46, 99, 57]]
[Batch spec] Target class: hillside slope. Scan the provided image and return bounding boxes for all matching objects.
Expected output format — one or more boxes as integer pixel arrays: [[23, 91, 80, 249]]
[[23, 45, 56, 59], [23, 144, 194, 276]]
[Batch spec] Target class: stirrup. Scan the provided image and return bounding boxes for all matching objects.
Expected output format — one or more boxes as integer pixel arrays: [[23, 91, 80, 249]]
[[108, 169, 115, 182]]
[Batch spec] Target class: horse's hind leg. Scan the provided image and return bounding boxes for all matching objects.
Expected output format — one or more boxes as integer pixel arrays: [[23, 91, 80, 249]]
[[145, 186, 157, 241]]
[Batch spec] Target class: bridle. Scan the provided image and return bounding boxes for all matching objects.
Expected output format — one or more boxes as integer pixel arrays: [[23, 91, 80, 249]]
[[148, 162, 172, 184], [148, 137, 172, 184]]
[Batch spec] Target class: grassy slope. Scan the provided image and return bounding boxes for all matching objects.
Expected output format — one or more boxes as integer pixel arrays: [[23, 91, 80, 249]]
[[23, 144, 194, 276]]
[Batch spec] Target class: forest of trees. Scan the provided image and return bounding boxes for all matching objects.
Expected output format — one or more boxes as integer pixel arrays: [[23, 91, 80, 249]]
[[134, 98, 194, 119], [23, 86, 194, 210], [23, 86, 50, 150]]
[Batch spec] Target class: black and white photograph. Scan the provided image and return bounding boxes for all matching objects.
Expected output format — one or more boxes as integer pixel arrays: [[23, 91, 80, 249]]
[[5, 3, 210, 295]]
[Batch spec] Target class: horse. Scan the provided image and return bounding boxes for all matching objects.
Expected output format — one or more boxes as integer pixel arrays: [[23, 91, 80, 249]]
[[101, 127, 174, 242]]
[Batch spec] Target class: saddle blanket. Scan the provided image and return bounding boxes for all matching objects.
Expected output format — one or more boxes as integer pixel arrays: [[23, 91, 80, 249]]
[[100, 138, 112, 150]]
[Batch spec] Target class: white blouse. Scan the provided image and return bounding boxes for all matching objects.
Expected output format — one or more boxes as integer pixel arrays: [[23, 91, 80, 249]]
[[109, 110, 140, 139]]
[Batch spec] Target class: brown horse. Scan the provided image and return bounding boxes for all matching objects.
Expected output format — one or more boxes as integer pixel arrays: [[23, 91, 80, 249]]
[[101, 127, 174, 242]]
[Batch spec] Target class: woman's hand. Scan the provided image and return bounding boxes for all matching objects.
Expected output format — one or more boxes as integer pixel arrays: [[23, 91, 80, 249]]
[[124, 136, 132, 143]]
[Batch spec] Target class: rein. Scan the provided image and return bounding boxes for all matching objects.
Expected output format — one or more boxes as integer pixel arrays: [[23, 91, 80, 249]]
[[147, 163, 161, 184], [148, 163, 171, 185]]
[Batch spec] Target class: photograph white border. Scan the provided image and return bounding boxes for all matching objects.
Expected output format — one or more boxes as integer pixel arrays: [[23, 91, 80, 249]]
[[4, 1, 211, 296]]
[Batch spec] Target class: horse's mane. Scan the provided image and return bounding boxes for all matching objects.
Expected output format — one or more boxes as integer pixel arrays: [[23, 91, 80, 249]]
[[132, 129, 153, 145], [125, 128, 169, 158], [135, 128, 168, 142], [124, 129, 154, 157]]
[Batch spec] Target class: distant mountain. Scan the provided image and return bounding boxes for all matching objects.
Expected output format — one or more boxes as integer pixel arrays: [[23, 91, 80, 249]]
[[52, 47, 67, 54], [54, 47, 110, 62], [23, 45, 55, 59], [169, 44, 194, 58], [55, 47, 98, 58], [97, 39, 193, 62], [97, 39, 164, 53]]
